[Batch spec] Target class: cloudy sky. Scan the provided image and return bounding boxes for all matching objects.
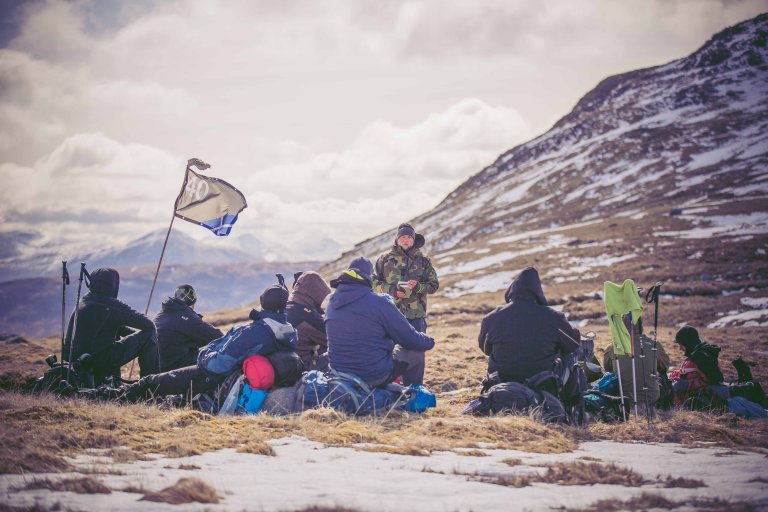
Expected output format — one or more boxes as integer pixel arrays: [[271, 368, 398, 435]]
[[0, 0, 765, 260]]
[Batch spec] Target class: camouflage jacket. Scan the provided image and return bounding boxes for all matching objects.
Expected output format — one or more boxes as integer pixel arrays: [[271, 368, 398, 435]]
[[373, 245, 439, 319]]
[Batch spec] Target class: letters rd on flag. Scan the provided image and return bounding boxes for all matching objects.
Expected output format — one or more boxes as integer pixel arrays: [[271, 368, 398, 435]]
[[174, 160, 248, 236]]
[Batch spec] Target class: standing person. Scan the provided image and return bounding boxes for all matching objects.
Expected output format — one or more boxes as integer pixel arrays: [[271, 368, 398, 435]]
[[155, 284, 223, 372], [326, 257, 435, 387], [63, 267, 159, 384], [478, 267, 580, 384], [83, 284, 297, 402], [285, 271, 332, 370], [373, 223, 439, 385]]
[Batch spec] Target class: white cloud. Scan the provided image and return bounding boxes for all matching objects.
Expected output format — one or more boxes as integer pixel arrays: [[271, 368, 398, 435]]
[[0, 0, 765, 261]]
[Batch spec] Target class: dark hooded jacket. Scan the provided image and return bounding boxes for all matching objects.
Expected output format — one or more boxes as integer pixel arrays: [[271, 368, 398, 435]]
[[197, 308, 297, 377], [285, 272, 332, 365], [63, 268, 157, 363], [478, 267, 580, 383], [154, 297, 223, 372], [326, 273, 435, 386], [685, 342, 724, 384]]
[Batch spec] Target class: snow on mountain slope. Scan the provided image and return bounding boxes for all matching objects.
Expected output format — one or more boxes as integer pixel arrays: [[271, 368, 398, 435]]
[[323, 14, 768, 304]]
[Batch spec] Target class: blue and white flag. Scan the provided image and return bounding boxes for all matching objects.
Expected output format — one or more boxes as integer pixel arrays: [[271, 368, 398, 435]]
[[174, 159, 248, 236]]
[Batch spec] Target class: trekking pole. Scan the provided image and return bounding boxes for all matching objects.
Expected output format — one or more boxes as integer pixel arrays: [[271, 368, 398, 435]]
[[614, 349, 628, 422], [66, 263, 87, 384], [645, 282, 663, 379], [636, 321, 652, 425], [60, 261, 70, 378], [628, 311, 639, 418]]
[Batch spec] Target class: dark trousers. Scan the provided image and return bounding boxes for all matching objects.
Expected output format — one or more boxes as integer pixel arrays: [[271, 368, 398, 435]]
[[92, 330, 159, 383], [393, 317, 428, 386], [126, 365, 225, 401]]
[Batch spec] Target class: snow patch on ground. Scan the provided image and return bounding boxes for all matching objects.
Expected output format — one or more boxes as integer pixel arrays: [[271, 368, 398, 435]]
[[708, 308, 768, 328], [655, 212, 768, 239], [1, 437, 766, 512], [444, 270, 520, 298]]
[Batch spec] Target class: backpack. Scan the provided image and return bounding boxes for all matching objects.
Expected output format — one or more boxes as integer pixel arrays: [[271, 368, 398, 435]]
[[267, 351, 304, 387], [30, 354, 95, 395], [191, 372, 243, 414], [466, 371, 568, 424], [730, 358, 766, 407]]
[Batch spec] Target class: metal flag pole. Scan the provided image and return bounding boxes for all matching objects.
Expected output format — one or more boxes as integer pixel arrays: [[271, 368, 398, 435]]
[[127, 160, 197, 379]]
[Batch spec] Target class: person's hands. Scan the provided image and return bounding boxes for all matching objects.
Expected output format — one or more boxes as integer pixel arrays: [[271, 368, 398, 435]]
[[395, 290, 407, 298], [407, 279, 418, 290]]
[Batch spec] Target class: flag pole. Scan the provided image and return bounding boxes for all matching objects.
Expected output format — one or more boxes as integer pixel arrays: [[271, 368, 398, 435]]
[[127, 162, 190, 379]]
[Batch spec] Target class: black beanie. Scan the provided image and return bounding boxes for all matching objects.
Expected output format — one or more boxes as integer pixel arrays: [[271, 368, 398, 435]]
[[675, 326, 701, 352], [396, 223, 416, 239], [260, 285, 289, 312]]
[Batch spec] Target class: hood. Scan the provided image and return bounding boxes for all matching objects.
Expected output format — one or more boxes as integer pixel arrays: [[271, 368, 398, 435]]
[[290, 271, 331, 309], [87, 268, 120, 298], [161, 296, 192, 312], [504, 267, 547, 305], [249, 308, 288, 324], [328, 282, 371, 309], [688, 342, 721, 359]]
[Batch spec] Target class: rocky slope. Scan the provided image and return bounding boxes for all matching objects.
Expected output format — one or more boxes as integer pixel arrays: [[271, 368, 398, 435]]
[[322, 14, 768, 332]]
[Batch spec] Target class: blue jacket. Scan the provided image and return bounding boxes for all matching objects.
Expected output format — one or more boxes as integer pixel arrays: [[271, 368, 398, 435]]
[[326, 281, 434, 385], [197, 309, 297, 377]]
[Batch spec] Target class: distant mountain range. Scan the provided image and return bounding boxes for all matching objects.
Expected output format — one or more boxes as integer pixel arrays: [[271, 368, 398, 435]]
[[322, 14, 768, 302], [0, 228, 343, 283]]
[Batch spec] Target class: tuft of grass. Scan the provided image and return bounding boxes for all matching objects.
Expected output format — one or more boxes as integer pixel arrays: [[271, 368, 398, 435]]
[[21, 476, 111, 494], [502, 457, 523, 466], [139, 477, 219, 504], [477, 461, 648, 488], [663, 475, 707, 488], [454, 449, 488, 457], [357, 445, 430, 456], [573, 492, 760, 512], [164, 463, 201, 470], [236, 441, 276, 456]]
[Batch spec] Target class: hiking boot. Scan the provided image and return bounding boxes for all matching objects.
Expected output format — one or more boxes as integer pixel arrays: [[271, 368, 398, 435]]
[[79, 385, 128, 402]]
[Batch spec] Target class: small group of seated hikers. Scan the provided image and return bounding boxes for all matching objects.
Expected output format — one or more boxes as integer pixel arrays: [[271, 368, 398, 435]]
[[51, 254, 765, 421]]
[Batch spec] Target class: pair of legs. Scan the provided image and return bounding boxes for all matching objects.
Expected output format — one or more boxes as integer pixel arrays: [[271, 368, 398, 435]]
[[89, 330, 159, 384], [122, 365, 226, 402], [392, 317, 427, 386]]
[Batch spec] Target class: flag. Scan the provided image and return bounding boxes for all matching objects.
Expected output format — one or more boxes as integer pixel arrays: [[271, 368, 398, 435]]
[[174, 159, 248, 236]]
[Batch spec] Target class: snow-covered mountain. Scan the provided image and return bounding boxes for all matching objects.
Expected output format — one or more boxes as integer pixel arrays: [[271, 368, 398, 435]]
[[323, 15, 768, 300]]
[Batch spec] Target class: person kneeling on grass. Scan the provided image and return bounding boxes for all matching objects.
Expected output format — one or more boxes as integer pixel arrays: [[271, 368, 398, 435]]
[[83, 284, 297, 402], [668, 325, 725, 408], [325, 256, 435, 387]]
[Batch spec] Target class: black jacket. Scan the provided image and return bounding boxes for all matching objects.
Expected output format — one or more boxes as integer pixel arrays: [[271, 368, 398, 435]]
[[155, 297, 223, 371], [478, 267, 580, 383], [686, 342, 724, 384], [63, 268, 157, 363]]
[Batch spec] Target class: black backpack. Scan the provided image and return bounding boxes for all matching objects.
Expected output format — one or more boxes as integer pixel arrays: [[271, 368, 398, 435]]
[[267, 351, 304, 387]]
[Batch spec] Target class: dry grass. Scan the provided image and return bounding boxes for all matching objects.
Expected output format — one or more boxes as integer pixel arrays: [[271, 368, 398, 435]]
[[473, 461, 647, 488], [139, 477, 219, 504], [20, 476, 111, 494], [663, 476, 707, 488], [573, 492, 759, 512]]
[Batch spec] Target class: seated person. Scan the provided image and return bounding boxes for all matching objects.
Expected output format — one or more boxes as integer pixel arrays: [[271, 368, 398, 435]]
[[478, 267, 580, 384], [285, 272, 332, 370], [325, 257, 435, 387], [63, 267, 158, 383], [668, 326, 724, 407], [85, 284, 297, 402], [155, 284, 223, 372]]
